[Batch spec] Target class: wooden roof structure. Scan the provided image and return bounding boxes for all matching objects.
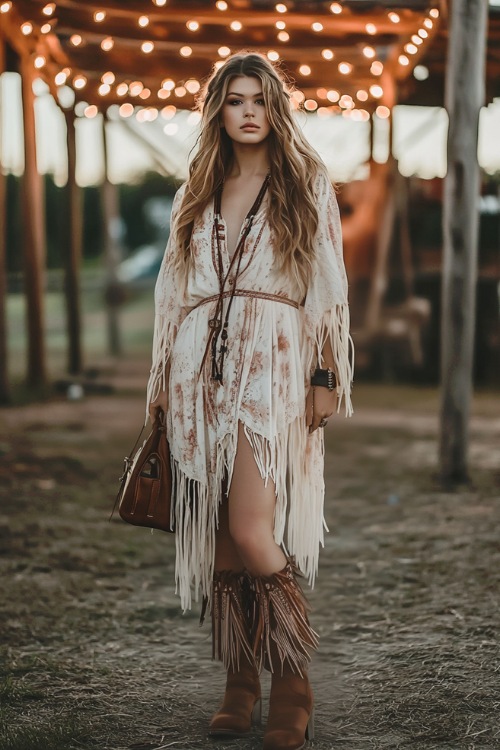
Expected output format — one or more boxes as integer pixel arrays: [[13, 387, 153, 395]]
[[0, 0, 472, 120]]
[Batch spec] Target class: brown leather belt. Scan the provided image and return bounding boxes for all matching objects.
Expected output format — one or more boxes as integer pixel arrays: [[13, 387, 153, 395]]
[[194, 289, 300, 311]]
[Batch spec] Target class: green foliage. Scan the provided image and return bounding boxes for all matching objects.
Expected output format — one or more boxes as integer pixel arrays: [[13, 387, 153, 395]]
[[119, 170, 179, 251]]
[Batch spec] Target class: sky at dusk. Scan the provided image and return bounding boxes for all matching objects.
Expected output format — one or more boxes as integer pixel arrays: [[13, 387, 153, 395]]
[[2, 72, 500, 187]]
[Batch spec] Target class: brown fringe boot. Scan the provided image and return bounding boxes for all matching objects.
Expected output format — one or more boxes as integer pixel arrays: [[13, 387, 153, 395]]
[[250, 562, 318, 750], [207, 570, 262, 738]]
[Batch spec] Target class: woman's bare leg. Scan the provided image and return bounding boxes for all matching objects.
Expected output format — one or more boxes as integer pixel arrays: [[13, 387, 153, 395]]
[[214, 490, 246, 572], [228, 423, 287, 576]]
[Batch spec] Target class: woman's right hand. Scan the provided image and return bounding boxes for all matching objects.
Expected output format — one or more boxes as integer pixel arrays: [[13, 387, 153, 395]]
[[148, 390, 169, 424]]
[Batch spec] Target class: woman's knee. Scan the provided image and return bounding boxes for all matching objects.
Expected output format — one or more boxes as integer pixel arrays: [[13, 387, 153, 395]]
[[228, 516, 274, 559]]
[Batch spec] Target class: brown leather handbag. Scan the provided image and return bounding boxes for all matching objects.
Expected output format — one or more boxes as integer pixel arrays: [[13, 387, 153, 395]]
[[111, 411, 175, 533]]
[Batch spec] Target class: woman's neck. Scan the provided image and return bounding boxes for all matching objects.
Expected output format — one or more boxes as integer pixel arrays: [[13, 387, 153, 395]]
[[227, 142, 270, 179]]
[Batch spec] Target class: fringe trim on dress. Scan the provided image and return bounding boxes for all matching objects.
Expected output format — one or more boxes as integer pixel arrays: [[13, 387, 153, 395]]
[[145, 314, 178, 423]]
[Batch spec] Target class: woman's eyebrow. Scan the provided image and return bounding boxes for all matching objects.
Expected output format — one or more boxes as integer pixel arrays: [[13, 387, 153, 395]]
[[226, 91, 264, 97]]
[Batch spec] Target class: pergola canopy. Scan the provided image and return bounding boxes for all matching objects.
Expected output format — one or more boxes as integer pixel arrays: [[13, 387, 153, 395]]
[[1, 0, 457, 121]]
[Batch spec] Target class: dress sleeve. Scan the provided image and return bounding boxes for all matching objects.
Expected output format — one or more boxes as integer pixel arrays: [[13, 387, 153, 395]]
[[145, 182, 188, 415], [303, 171, 354, 417]]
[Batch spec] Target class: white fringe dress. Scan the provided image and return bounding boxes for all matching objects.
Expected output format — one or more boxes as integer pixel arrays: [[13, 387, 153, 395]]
[[146, 171, 354, 611]]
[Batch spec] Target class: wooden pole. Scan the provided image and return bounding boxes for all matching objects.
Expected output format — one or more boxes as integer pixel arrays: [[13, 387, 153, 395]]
[[0, 43, 10, 403], [101, 115, 124, 357], [63, 110, 83, 374], [439, 0, 488, 485], [20, 57, 47, 389]]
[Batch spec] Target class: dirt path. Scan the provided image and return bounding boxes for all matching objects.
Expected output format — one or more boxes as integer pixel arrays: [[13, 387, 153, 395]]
[[1, 371, 499, 750]]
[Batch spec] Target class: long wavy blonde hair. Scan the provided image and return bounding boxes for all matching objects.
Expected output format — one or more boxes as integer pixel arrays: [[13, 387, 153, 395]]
[[175, 52, 327, 297]]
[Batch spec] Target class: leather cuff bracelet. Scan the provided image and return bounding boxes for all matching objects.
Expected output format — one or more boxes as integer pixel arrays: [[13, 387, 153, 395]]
[[311, 367, 337, 391]]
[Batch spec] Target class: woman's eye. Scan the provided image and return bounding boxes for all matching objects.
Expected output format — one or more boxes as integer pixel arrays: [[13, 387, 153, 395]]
[[228, 99, 242, 105], [256, 99, 265, 105]]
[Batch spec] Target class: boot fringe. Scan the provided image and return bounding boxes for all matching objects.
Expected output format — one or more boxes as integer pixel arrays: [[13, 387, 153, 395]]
[[211, 570, 255, 672], [250, 562, 319, 677]]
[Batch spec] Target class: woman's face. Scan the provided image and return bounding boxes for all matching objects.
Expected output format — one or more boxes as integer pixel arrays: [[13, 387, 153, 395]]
[[221, 75, 271, 145]]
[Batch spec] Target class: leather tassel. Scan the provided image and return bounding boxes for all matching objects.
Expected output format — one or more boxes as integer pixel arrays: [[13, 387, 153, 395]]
[[211, 570, 255, 672]]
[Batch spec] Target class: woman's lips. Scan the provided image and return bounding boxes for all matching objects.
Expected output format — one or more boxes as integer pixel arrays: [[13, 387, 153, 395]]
[[241, 124, 259, 130]]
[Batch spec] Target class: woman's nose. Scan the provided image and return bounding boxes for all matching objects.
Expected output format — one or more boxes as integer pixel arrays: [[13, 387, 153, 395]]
[[244, 102, 255, 117]]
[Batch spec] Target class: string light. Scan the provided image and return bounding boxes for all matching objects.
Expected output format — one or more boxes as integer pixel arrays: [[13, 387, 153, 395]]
[[119, 103, 134, 117], [161, 105, 176, 119], [98, 83, 111, 95], [414, 65, 429, 81], [158, 89, 170, 100], [139, 88, 151, 99], [174, 86, 186, 97], [366, 23, 377, 35], [94, 11, 106, 22], [316, 88, 328, 99], [73, 75, 87, 89], [141, 41, 155, 53], [369, 84, 383, 98], [84, 105, 98, 118], [276, 3, 287, 12], [153, 0, 167, 5], [129, 81, 144, 96], [275, 20, 286, 29], [338, 62, 352, 75], [116, 83, 128, 96], [363, 46, 375, 58], [101, 37, 114, 50], [34, 55, 46, 69], [55, 71, 67, 85], [398, 55, 410, 66], [278, 32, 289, 42], [418, 28, 429, 39], [138, 15, 150, 27], [326, 90, 339, 102], [405, 43, 418, 55], [214, 61, 225, 71], [230, 20, 242, 31], [42, 3, 56, 15], [330, 3, 342, 13], [304, 100, 318, 112], [0, 2, 12, 13], [424, 18, 433, 29], [162, 78, 175, 90], [180, 45, 192, 56], [429, 8, 439, 18], [356, 89, 368, 102], [218, 46, 231, 57], [312, 22, 323, 32], [21, 22, 33, 35], [322, 49, 334, 61], [41, 23, 52, 33], [185, 79, 201, 94], [370, 61, 383, 75], [267, 50, 280, 61], [388, 12, 400, 23], [102, 71, 115, 84], [70, 34, 82, 46], [291, 90, 305, 103], [187, 20, 199, 31], [339, 95, 354, 109], [412, 35, 423, 45], [376, 105, 390, 119], [299, 64, 311, 76], [216, 1, 228, 9]]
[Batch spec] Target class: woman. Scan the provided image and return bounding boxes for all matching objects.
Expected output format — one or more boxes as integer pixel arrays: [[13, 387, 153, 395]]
[[147, 52, 354, 750]]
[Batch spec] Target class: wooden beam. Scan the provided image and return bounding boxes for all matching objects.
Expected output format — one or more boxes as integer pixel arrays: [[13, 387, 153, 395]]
[[439, 0, 488, 485], [63, 110, 83, 375], [0, 42, 10, 403], [20, 56, 47, 388]]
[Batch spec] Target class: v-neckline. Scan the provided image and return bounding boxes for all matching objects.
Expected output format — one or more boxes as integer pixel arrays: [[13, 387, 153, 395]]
[[216, 196, 267, 262]]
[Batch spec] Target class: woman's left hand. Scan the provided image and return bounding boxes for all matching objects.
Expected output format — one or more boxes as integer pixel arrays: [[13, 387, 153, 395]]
[[306, 386, 337, 434]]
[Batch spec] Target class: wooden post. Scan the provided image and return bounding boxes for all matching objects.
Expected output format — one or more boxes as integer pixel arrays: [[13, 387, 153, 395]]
[[439, 0, 488, 485], [0, 43, 10, 403], [20, 57, 47, 388], [63, 110, 83, 374], [101, 114, 124, 357]]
